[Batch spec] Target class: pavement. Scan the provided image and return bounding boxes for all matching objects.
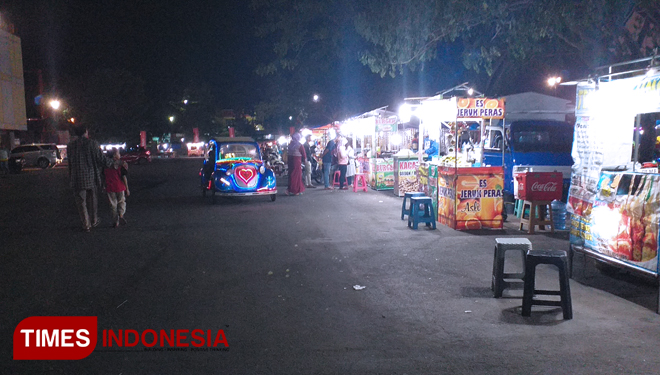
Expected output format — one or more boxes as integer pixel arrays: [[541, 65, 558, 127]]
[[2, 158, 660, 374]]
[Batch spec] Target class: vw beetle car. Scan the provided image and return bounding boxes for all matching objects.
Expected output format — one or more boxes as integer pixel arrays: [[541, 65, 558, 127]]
[[200, 137, 277, 203]]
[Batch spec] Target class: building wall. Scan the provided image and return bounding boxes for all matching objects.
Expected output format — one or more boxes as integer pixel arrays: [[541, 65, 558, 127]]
[[0, 29, 27, 132]]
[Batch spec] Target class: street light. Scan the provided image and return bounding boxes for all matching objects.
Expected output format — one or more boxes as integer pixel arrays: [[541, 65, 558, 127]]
[[312, 94, 320, 102], [547, 76, 562, 87], [168, 116, 175, 123], [49, 100, 61, 110]]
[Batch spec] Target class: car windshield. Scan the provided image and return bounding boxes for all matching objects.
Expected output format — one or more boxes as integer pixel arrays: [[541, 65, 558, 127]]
[[512, 125, 573, 153], [218, 143, 260, 161]]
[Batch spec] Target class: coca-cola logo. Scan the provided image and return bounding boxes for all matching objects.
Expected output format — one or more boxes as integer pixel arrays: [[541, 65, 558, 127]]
[[531, 181, 558, 192]]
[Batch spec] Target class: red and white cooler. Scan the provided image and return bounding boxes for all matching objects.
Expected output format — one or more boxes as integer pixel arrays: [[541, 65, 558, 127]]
[[515, 172, 563, 201]]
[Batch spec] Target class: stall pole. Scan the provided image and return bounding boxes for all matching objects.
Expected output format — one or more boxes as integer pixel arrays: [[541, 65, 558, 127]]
[[633, 114, 641, 172]]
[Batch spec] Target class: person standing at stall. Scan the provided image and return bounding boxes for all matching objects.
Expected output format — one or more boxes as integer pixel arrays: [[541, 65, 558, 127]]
[[321, 135, 336, 190], [336, 137, 349, 190], [345, 137, 356, 187], [287, 133, 306, 196]]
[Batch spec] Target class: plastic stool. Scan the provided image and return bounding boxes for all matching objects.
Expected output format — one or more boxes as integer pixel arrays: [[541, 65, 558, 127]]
[[522, 249, 573, 320], [353, 173, 368, 192], [332, 170, 344, 188], [407, 196, 436, 230], [519, 200, 554, 234], [492, 238, 532, 298], [401, 192, 425, 220]]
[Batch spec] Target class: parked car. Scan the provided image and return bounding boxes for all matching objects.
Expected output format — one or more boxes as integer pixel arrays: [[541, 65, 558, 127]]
[[120, 146, 152, 164], [200, 137, 277, 203], [10, 143, 61, 169]]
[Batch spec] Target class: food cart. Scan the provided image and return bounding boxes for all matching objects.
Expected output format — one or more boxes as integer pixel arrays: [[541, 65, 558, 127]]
[[566, 57, 660, 312], [340, 109, 411, 191], [415, 93, 506, 230]]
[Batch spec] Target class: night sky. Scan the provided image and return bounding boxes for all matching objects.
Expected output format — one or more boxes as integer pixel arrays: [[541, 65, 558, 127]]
[[2, 0, 567, 126]]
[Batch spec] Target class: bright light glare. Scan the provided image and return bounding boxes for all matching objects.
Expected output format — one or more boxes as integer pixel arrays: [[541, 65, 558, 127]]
[[328, 128, 337, 140], [49, 100, 61, 110], [467, 88, 474, 96], [289, 116, 293, 120], [313, 94, 320, 102], [183, 99, 188, 104], [391, 134, 402, 146], [301, 128, 312, 137], [547, 76, 562, 87], [399, 103, 412, 123], [277, 136, 288, 145], [168, 116, 175, 122]]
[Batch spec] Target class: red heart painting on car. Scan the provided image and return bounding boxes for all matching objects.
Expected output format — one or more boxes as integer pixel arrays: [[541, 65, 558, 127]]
[[237, 167, 255, 185]]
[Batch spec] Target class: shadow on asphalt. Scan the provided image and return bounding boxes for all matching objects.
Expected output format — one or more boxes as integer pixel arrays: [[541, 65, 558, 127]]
[[500, 306, 567, 326], [570, 253, 658, 312]]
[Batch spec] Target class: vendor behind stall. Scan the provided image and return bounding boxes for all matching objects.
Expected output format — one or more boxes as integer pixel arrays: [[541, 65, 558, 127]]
[[423, 137, 440, 160]]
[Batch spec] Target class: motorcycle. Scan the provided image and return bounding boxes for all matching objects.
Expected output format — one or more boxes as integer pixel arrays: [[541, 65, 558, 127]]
[[310, 156, 322, 184], [265, 149, 286, 176]]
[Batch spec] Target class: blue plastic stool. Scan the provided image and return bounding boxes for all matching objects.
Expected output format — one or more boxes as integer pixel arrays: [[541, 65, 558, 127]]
[[407, 196, 436, 230], [401, 192, 425, 220]]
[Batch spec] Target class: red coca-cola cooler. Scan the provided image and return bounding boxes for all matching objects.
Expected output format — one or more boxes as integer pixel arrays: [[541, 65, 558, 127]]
[[515, 172, 563, 201]]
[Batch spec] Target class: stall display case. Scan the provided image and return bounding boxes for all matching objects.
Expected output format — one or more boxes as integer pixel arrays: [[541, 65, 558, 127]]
[[370, 158, 394, 190], [437, 166, 504, 230], [393, 155, 419, 196], [566, 57, 660, 312]]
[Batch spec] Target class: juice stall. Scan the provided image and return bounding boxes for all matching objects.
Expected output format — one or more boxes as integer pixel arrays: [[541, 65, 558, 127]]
[[414, 93, 506, 230], [566, 57, 660, 311]]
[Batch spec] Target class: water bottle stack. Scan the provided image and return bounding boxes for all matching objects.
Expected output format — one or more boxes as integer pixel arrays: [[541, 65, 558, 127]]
[[551, 200, 569, 230]]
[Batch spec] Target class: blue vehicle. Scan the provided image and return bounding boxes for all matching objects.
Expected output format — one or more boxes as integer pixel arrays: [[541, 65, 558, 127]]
[[482, 120, 574, 201], [200, 137, 277, 204]]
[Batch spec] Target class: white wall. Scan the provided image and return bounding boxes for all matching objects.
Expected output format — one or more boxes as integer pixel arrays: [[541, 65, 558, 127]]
[[0, 29, 27, 131]]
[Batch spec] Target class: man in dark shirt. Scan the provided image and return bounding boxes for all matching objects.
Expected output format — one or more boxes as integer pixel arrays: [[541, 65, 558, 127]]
[[303, 134, 316, 188], [67, 125, 118, 232], [321, 136, 336, 190]]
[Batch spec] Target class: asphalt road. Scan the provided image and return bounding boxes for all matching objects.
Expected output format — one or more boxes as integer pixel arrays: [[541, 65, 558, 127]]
[[3, 158, 660, 374]]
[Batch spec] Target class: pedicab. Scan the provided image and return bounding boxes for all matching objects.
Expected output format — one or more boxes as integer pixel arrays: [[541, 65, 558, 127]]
[[200, 137, 278, 204]]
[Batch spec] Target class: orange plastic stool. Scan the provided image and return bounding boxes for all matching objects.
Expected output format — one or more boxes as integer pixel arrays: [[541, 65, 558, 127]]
[[353, 173, 368, 192]]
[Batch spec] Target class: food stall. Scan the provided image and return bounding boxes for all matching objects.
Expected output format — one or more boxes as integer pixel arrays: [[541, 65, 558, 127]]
[[567, 57, 660, 311], [415, 93, 506, 230], [340, 109, 411, 191]]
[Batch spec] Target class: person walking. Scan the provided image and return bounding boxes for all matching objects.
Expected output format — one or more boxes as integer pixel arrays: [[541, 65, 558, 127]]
[[321, 135, 336, 190], [67, 125, 119, 232], [105, 148, 130, 228], [303, 134, 316, 188], [286, 133, 306, 196], [336, 136, 349, 190], [345, 138, 356, 187]]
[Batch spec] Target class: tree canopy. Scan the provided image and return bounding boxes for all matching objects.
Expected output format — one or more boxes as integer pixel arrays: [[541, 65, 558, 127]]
[[253, 0, 660, 95]]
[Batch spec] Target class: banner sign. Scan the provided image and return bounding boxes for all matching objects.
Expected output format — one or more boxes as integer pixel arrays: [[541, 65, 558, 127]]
[[456, 98, 505, 119], [139, 131, 146, 148], [375, 117, 398, 133]]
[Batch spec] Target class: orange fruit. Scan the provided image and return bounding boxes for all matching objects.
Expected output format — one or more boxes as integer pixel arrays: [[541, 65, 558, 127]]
[[457, 98, 470, 108], [485, 99, 499, 109]]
